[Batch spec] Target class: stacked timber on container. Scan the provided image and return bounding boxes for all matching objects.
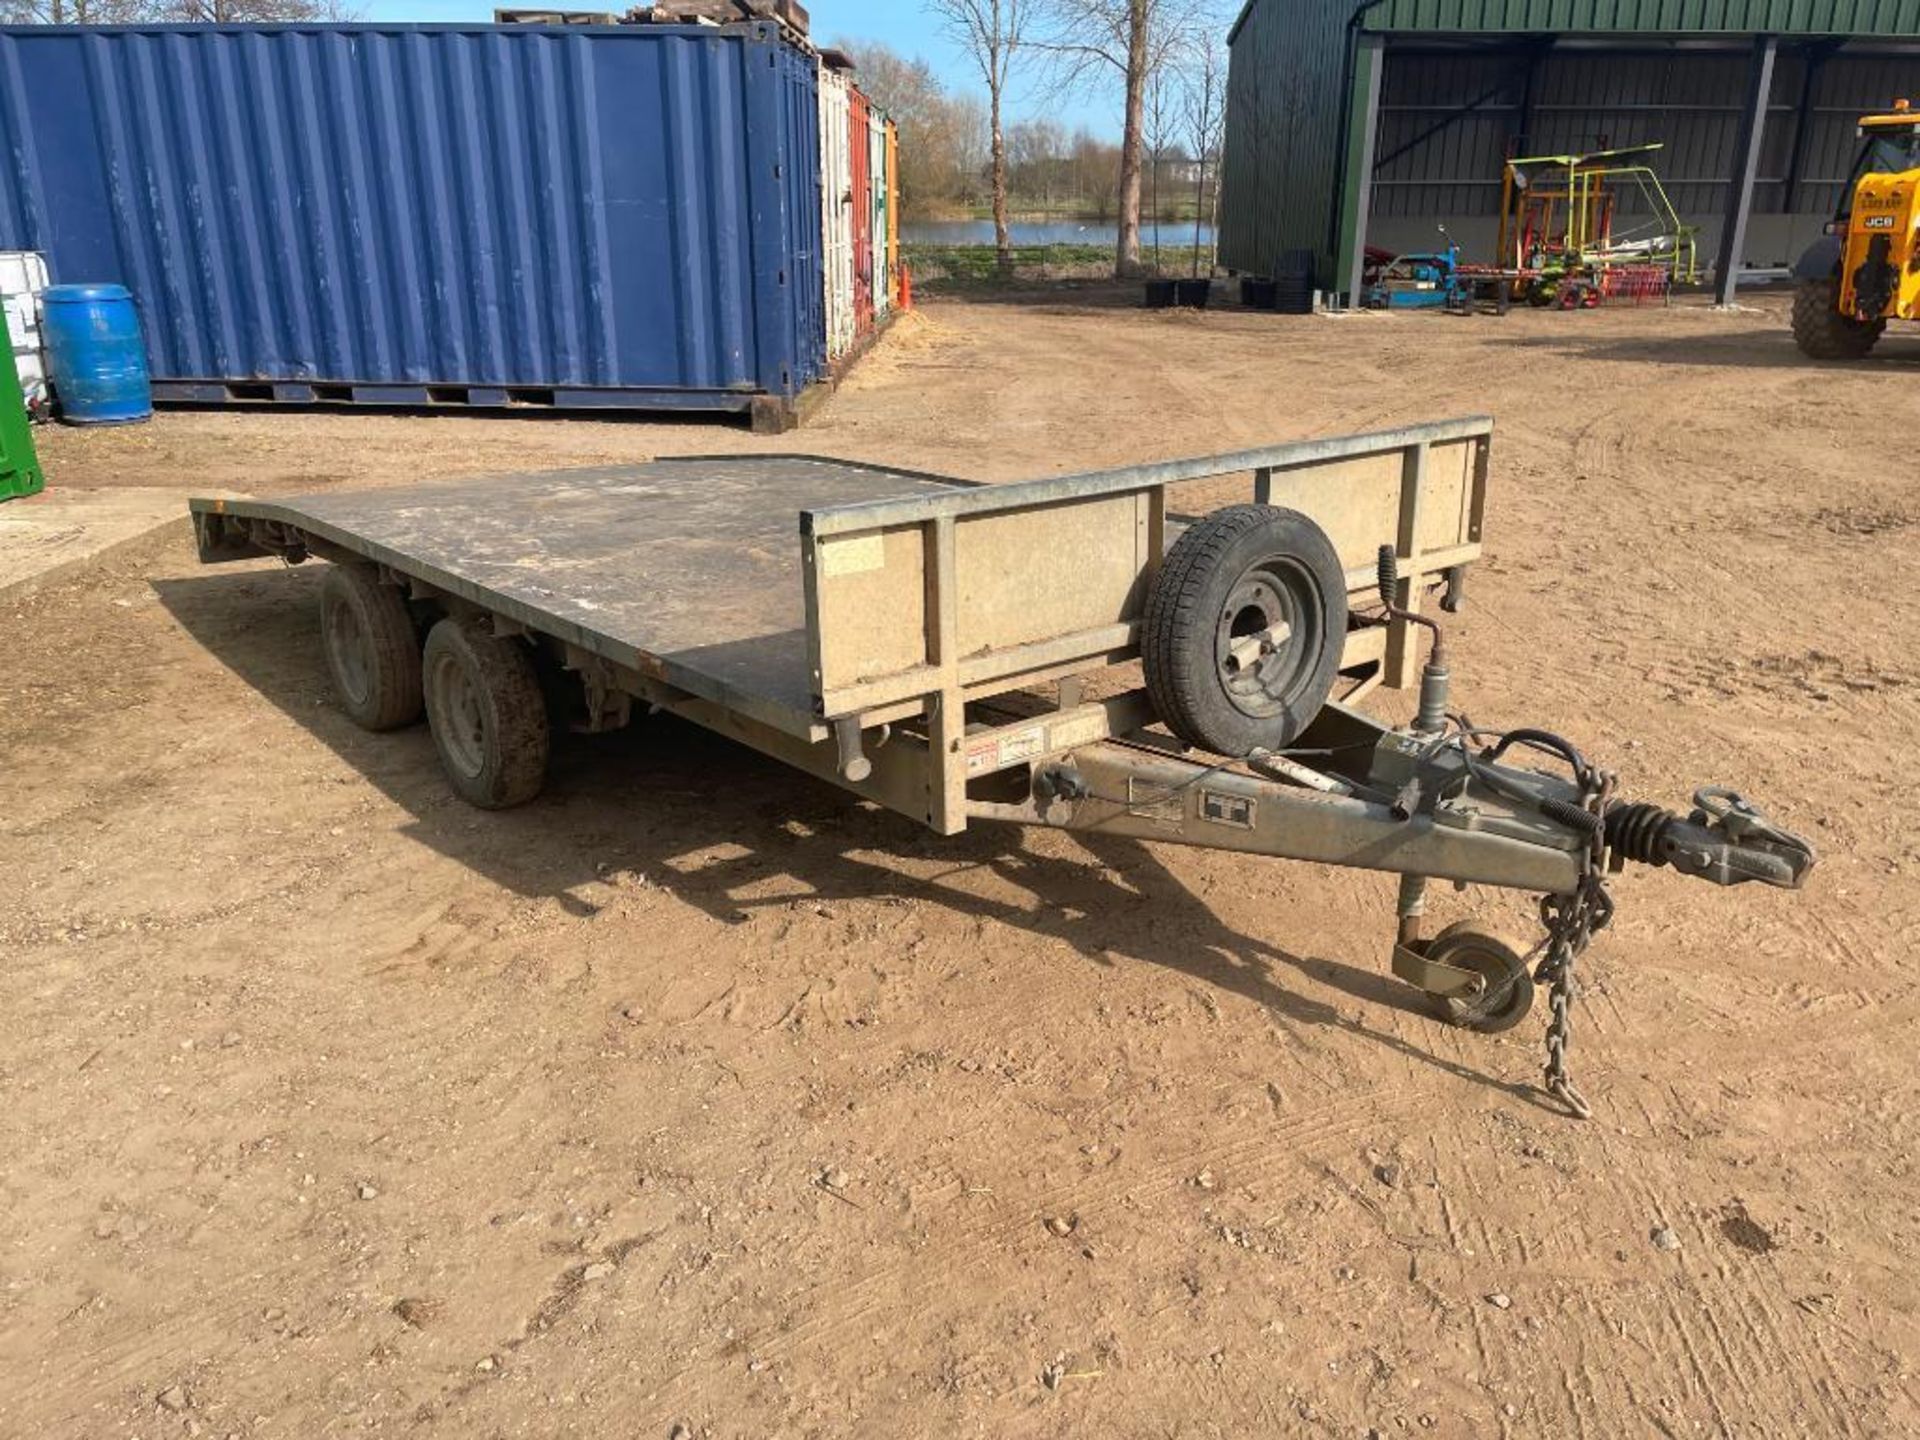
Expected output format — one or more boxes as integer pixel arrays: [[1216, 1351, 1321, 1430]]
[[0, 21, 827, 428], [818, 58, 858, 362]]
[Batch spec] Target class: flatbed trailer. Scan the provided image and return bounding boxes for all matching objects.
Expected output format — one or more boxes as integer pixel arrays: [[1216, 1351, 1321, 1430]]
[[190, 419, 1814, 1116]]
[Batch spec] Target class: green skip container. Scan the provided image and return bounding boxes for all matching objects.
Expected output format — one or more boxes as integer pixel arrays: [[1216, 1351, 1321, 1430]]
[[1, 331, 43, 502]]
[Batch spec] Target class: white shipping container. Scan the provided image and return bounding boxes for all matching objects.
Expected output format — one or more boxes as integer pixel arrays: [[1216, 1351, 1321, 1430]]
[[1, 250, 49, 415], [818, 63, 857, 361]]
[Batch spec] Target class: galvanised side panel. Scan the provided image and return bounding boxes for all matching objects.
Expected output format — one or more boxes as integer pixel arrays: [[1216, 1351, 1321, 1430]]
[[1219, 0, 1355, 283], [1367, 0, 1920, 32], [0, 22, 825, 407]]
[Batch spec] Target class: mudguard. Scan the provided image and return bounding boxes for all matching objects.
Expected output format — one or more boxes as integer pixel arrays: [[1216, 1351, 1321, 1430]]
[[1792, 234, 1843, 280]]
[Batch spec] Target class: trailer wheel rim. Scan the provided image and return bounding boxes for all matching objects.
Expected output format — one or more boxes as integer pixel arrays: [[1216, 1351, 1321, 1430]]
[[325, 596, 372, 708], [1213, 561, 1324, 720], [429, 651, 488, 780]]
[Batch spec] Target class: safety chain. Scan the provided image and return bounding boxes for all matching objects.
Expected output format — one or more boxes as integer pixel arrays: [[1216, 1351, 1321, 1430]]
[[1535, 772, 1617, 1120]]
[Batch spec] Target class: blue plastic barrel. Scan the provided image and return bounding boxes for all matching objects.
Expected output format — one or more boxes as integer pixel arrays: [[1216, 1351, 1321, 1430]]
[[43, 284, 151, 425]]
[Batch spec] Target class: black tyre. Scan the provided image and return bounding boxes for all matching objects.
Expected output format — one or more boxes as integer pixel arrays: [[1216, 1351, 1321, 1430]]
[[1791, 277, 1883, 359], [422, 617, 550, 810], [1424, 922, 1534, 1034], [1143, 505, 1347, 756], [321, 563, 423, 732]]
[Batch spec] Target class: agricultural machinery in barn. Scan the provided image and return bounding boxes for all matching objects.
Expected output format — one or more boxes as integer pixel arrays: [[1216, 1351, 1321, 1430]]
[[1791, 99, 1920, 358]]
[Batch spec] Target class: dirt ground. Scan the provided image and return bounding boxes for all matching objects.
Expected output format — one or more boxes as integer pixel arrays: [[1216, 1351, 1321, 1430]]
[[4, 290, 1918, 1439]]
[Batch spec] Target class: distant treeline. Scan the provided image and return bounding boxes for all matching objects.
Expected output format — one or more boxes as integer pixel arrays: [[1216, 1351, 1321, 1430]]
[[843, 41, 1218, 224]]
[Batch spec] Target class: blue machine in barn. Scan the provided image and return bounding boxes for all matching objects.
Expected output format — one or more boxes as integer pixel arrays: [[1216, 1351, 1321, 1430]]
[[1363, 238, 1467, 310]]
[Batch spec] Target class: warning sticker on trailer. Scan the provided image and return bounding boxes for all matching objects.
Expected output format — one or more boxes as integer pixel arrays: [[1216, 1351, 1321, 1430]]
[[966, 725, 1045, 776], [965, 711, 1109, 776]]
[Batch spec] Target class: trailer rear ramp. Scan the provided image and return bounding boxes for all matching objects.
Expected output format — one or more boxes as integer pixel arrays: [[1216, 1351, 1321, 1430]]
[[188, 420, 1814, 1118]]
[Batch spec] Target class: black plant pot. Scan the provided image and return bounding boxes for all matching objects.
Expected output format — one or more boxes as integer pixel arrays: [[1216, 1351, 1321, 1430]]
[[1143, 279, 1179, 309], [1174, 278, 1212, 308], [1241, 277, 1278, 309]]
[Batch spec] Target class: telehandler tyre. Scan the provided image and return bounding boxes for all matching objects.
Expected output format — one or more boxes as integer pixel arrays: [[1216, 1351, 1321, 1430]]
[[1792, 277, 1884, 359]]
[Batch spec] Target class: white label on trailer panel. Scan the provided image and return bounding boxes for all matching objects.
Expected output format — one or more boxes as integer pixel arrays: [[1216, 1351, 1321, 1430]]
[[820, 533, 886, 577]]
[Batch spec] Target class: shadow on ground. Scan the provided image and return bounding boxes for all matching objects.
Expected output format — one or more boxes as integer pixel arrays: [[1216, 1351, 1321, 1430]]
[[1488, 315, 1920, 369], [915, 277, 1278, 319], [153, 564, 1544, 1108]]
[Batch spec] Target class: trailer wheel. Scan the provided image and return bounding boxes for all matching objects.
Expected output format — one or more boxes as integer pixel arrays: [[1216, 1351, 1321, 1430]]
[[1144, 505, 1347, 756], [321, 563, 424, 732], [1424, 922, 1534, 1034], [422, 617, 550, 810], [1791, 277, 1883, 359]]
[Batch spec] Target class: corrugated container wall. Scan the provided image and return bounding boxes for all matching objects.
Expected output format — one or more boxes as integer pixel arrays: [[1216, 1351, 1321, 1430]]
[[885, 121, 901, 307], [818, 63, 857, 360], [868, 106, 890, 319], [849, 88, 875, 336], [0, 22, 826, 418]]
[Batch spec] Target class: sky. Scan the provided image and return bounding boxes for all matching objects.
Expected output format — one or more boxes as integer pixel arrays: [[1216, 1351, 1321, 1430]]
[[355, 0, 1122, 137]]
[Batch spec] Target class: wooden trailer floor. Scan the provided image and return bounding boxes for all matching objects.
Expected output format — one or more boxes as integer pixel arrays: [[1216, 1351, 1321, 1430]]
[[193, 456, 965, 732]]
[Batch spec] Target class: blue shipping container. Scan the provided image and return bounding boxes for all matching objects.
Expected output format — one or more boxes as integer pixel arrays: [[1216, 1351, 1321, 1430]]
[[0, 22, 826, 424]]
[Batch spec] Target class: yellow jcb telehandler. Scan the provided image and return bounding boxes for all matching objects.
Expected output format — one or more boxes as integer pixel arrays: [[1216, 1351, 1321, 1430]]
[[1792, 99, 1920, 358]]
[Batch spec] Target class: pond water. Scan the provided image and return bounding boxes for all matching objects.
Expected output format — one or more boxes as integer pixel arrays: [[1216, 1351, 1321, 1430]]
[[900, 218, 1216, 248]]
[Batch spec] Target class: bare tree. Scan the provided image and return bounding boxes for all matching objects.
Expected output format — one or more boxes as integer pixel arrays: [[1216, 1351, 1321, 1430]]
[[1180, 28, 1225, 276], [1, 0, 146, 20], [1035, 0, 1182, 278], [3, 0, 352, 19], [923, 0, 1034, 275], [1142, 61, 1175, 269], [837, 38, 990, 218]]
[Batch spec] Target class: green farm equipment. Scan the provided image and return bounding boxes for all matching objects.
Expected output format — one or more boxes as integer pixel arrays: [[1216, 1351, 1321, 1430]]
[[1, 332, 44, 502], [1497, 143, 1698, 307]]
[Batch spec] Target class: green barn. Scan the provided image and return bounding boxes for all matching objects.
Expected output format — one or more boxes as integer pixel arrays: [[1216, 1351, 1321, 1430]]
[[1220, 0, 1920, 302]]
